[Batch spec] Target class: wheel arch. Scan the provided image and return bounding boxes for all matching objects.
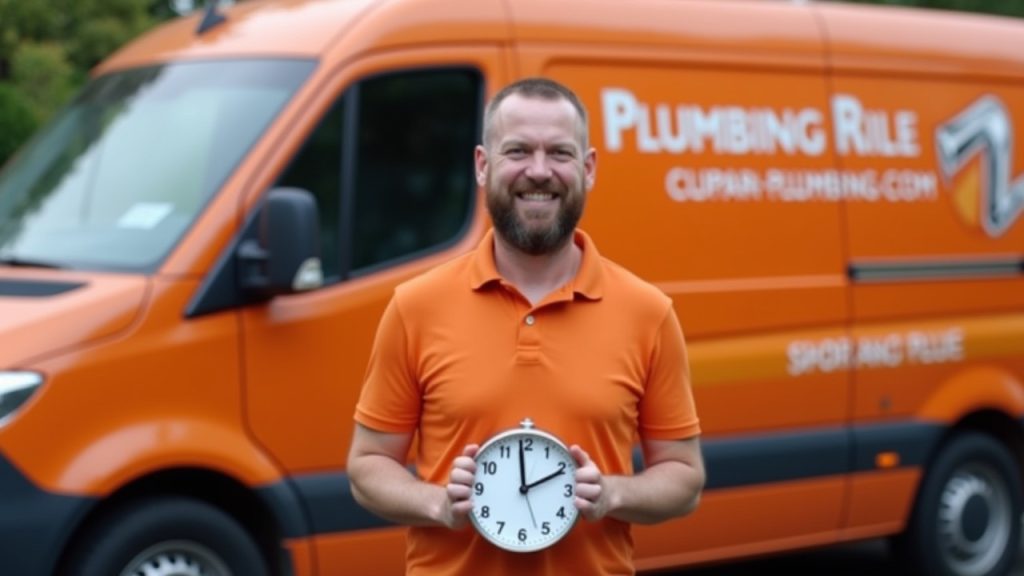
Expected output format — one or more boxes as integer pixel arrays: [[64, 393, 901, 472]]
[[915, 365, 1024, 482], [54, 467, 305, 576], [930, 409, 1024, 495]]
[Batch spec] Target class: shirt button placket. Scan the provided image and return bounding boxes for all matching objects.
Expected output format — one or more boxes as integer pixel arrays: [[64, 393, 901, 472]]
[[516, 311, 541, 364]]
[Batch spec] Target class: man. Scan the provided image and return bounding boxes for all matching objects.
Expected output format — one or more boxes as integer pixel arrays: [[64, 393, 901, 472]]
[[347, 77, 704, 575]]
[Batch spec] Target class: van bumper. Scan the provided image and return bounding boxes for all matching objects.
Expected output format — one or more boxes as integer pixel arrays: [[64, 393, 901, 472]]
[[0, 451, 95, 575]]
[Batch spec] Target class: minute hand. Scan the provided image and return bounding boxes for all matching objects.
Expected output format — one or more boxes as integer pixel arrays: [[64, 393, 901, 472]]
[[524, 468, 566, 491], [519, 439, 527, 489]]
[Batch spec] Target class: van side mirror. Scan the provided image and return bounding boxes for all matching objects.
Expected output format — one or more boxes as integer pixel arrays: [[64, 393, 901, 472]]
[[238, 187, 323, 298]]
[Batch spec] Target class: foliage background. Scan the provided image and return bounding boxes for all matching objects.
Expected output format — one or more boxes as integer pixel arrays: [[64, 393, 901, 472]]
[[0, 0, 1021, 165]]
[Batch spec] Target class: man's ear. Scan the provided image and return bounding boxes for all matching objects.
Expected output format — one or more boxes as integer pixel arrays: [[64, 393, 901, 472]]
[[474, 145, 488, 187], [584, 148, 597, 191]]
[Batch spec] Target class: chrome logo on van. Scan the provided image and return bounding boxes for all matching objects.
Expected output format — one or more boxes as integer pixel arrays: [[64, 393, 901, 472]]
[[935, 96, 1024, 237]]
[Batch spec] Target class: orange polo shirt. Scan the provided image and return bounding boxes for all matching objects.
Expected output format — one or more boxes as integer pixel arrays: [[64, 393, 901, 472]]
[[355, 228, 700, 576]]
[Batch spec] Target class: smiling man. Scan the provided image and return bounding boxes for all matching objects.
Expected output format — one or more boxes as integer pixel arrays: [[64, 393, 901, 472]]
[[347, 77, 705, 576]]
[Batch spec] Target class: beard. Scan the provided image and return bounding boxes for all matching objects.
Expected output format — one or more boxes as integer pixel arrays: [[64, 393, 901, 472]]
[[486, 177, 585, 256]]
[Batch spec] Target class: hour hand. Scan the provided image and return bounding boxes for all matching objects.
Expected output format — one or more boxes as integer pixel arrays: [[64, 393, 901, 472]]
[[524, 467, 565, 491]]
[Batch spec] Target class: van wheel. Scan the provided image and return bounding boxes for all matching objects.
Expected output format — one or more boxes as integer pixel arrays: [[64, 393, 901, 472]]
[[895, 432, 1022, 576], [66, 496, 268, 576]]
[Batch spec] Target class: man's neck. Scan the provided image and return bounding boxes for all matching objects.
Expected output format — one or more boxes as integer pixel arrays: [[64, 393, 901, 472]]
[[493, 234, 581, 306]]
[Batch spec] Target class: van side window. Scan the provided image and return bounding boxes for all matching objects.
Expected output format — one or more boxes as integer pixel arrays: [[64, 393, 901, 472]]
[[275, 98, 345, 281], [275, 68, 480, 283]]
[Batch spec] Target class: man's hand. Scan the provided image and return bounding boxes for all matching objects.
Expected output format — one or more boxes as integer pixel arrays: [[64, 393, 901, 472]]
[[348, 426, 486, 529], [570, 438, 705, 525], [443, 444, 479, 529], [571, 445, 609, 521]]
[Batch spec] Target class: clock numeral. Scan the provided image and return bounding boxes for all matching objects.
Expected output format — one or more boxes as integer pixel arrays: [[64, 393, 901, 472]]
[[556, 506, 566, 519], [563, 484, 573, 497], [499, 445, 511, 459], [544, 445, 550, 459], [518, 528, 528, 542], [523, 438, 534, 451], [482, 461, 497, 475], [557, 461, 566, 473], [480, 506, 490, 518], [541, 521, 551, 535], [474, 482, 484, 496], [496, 521, 505, 534]]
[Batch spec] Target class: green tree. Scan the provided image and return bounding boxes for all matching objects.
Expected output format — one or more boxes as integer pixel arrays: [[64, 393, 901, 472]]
[[0, 0, 169, 165], [60, 0, 155, 72], [0, 0, 62, 69], [10, 42, 74, 124], [0, 82, 36, 163]]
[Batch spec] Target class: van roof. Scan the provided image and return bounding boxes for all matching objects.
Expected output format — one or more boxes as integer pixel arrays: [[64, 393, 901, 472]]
[[95, 0, 511, 75], [816, 1, 1024, 78], [96, 0, 1023, 79], [95, 0, 374, 74]]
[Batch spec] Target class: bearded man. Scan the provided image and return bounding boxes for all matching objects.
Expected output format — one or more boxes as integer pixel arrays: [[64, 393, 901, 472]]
[[347, 77, 704, 576]]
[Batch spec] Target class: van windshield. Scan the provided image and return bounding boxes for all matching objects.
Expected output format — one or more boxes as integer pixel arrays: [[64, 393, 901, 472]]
[[0, 59, 314, 272]]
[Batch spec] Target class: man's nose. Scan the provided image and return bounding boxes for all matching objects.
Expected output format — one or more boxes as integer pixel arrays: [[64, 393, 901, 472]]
[[524, 150, 553, 181]]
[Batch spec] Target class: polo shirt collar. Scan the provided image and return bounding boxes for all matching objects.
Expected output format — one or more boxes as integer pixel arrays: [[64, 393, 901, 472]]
[[469, 228, 604, 301]]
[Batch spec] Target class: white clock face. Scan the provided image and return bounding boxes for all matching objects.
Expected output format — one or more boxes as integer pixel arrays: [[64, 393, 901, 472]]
[[470, 428, 579, 552]]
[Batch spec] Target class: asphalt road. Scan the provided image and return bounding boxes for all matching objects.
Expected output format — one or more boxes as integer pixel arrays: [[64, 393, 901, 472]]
[[668, 537, 1024, 575]]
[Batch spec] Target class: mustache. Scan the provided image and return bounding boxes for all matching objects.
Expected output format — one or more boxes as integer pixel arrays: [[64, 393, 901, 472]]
[[510, 179, 565, 196]]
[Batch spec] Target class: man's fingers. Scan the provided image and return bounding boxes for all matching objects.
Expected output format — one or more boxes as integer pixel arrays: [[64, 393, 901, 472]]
[[569, 444, 607, 521], [440, 444, 482, 530], [452, 444, 479, 476], [452, 455, 477, 474], [575, 481, 601, 501], [571, 445, 601, 484], [446, 480, 472, 529], [575, 496, 600, 521], [450, 466, 475, 486], [570, 445, 590, 467], [576, 466, 600, 483], [450, 499, 474, 516], [447, 481, 472, 499]]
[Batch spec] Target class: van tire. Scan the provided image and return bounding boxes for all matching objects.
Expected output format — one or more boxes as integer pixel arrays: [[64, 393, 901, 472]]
[[65, 496, 268, 576], [894, 432, 1022, 576]]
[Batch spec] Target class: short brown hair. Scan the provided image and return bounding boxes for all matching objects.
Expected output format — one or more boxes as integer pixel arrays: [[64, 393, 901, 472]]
[[481, 77, 589, 149]]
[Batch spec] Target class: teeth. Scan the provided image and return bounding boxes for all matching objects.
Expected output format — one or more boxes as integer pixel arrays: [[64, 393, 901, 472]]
[[520, 193, 554, 201]]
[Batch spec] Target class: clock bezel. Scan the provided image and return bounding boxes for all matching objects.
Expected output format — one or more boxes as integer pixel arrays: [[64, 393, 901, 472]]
[[469, 421, 580, 553]]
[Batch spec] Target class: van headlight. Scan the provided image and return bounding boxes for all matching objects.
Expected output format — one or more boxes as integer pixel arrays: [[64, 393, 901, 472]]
[[0, 371, 44, 426]]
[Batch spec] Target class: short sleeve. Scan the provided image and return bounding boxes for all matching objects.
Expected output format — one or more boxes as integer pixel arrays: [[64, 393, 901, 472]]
[[638, 306, 701, 440], [354, 294, 422, 433]]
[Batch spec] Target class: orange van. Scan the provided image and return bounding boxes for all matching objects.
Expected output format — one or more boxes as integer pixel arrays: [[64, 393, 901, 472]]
[[1, 0, 1022, 575]]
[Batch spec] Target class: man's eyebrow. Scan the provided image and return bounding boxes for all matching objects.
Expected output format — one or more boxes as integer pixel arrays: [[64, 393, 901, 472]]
[[550, 141, 580, 152], [497, 138, 579, 152]]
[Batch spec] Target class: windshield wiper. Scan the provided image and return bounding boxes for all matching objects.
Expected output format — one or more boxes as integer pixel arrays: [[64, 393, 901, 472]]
[[0, 256, 63, 269]]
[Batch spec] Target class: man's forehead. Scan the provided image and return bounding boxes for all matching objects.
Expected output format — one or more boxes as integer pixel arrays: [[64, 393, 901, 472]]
[[494, 93, 578, 121], [491, 95, 582, 142]]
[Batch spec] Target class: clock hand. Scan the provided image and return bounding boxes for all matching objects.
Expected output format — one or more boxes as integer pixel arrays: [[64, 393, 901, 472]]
[[524, 491, 538, 528], [524, 467, 566, 491], [518, 439, 527, 494]]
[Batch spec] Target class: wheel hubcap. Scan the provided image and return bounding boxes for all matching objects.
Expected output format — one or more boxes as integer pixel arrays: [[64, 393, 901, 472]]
[[937, 462, 1012, 576], [119, 541, 232, 576]]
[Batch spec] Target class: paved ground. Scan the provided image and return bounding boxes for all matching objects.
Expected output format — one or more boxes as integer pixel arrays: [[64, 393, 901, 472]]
[[671, 536, 1024, 575]]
